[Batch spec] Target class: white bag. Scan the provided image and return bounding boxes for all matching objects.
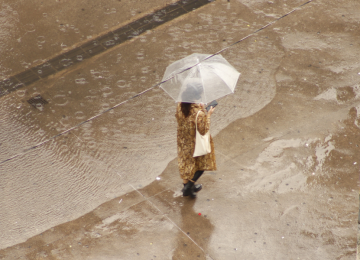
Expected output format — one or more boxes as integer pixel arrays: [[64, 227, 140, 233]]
[[193, 111, 211, 157]]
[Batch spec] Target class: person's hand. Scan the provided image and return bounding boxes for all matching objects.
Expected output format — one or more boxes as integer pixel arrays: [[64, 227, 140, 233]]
[[200, 103, 205, 110], [208, 106, 215, 117]]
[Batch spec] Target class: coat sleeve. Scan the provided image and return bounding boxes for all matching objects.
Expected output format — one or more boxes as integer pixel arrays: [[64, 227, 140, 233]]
[[196, 111, 210, 135]]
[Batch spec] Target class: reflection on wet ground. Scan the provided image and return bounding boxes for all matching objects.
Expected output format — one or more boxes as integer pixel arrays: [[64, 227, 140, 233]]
[[0, 0, 360, 259]]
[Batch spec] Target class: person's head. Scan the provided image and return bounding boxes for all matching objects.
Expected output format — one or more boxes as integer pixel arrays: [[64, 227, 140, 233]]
[[181, 79, 203, 103], [180, 79, 203, 117]]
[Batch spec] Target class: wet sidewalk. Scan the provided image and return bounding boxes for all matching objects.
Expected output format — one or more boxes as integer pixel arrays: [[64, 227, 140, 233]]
[[0, 0, 360, 259], [0, 0, 213, 97]]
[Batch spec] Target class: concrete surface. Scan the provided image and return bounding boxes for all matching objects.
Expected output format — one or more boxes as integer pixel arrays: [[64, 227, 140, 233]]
[[0, 0, 359, 259], [0, 0, 179, 78]]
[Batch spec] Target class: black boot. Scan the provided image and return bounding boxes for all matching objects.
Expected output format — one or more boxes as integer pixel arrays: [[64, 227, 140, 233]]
[[182, 181, 196, 198], [182, 183, 202, 193], [193, 184, 202, 192], [191, 171, 204, 193]]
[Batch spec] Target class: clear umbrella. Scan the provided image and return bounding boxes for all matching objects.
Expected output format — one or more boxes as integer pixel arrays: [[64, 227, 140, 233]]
[[160, 53, 240, 104]]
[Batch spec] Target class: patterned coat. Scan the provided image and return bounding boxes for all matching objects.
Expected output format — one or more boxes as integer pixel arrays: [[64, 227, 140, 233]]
[[175, 103, 217, 181]]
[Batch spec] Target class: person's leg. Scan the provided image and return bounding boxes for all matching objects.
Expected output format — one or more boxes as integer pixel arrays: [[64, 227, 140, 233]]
[[181, 179, 188, 192], [191, 171, 204, 192], [191, 171, 204, 182]]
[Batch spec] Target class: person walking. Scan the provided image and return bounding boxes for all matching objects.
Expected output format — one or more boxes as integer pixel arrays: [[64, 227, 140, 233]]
[[175, 102, 217, 198], [161, 54, 239, 198]]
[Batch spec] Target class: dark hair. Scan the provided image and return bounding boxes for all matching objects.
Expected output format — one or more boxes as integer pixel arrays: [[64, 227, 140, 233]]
[[181, 81, 202, 103], [180, 102, 192, 118]]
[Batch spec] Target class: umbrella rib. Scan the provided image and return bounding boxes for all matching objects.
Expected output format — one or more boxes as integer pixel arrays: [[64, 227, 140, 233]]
[[161, 82, 178, 102], [210, 66, 237, 94], [198, 64, 208, 104]]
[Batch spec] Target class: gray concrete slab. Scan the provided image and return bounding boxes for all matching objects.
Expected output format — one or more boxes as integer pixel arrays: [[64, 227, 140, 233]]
[[0, 0, 359, 259]]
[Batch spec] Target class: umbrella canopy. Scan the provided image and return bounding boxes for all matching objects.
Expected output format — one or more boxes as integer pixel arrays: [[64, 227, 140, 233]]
[[160, 53, 240, 104]]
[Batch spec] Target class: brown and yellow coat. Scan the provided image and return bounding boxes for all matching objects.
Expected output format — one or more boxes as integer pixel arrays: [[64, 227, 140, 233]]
[[175, 103, 217, 181]]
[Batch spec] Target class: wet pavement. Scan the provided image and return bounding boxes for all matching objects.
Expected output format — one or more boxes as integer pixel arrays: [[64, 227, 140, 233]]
[[0, 0, 359, 259], [0, 0, 213, 96]]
